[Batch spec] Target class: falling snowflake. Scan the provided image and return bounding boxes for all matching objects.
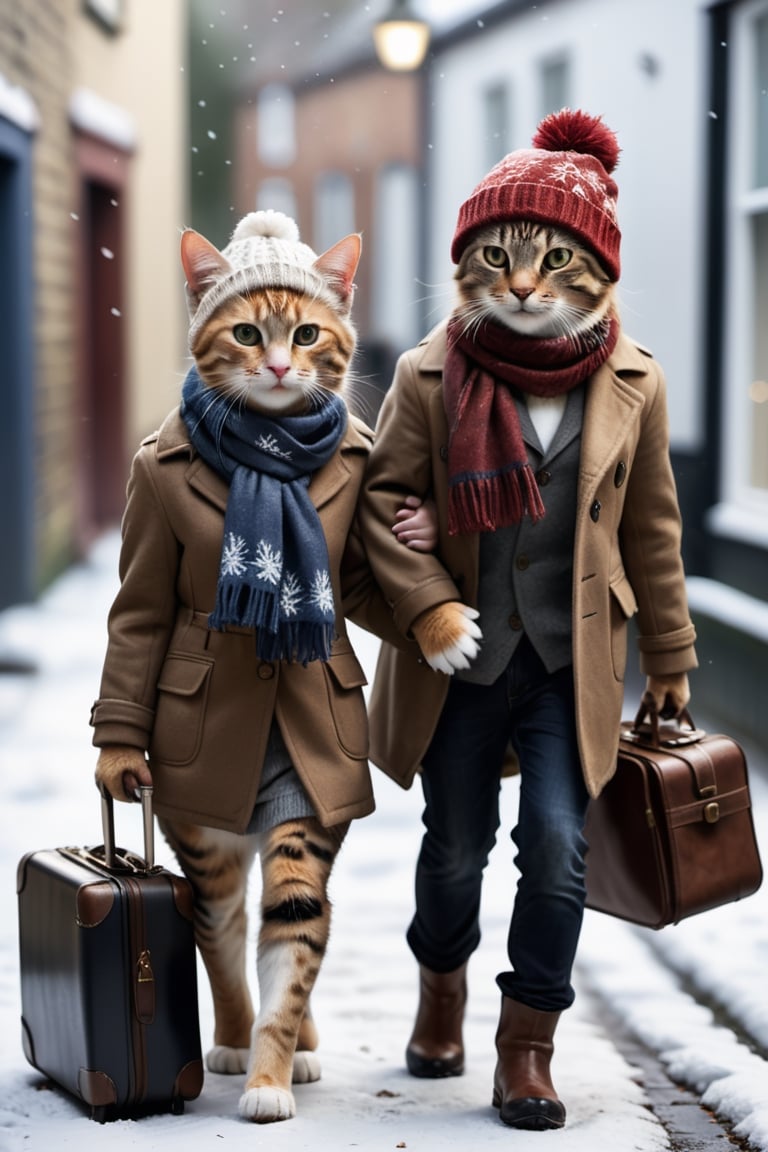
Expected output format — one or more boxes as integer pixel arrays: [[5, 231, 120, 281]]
[[252, 540, 283, 585], [255, 432, 292, 459], [309, 569, 334, 614], [221, 533, 250, 577], [280, 571, 303, 616]]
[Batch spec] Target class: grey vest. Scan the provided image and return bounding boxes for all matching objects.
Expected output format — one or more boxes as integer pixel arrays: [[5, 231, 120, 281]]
[[457, 386, 584, 686]]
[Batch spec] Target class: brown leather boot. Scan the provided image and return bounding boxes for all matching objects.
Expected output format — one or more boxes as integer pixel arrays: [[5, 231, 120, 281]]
[[492, 996, 565, 1129], [405, 963, 467, 1078]]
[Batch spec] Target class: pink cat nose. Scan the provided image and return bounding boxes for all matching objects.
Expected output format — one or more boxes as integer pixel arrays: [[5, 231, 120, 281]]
[[269, 364, 289, 380], [510, 286, 534, 301]]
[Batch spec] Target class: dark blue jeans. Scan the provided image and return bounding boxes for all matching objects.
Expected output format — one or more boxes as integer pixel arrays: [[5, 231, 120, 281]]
[[406, 635, 590, 1013]]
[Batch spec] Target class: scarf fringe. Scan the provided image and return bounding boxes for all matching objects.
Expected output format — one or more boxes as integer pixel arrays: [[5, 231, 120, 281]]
[[448, 465, 545, 536], [209, 586, 333, 665], [255, 621, 335, 666], [209, 581, 280, 634]]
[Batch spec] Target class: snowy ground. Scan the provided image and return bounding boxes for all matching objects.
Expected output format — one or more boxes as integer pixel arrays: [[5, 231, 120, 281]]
[[0, 532, 766, 1150]]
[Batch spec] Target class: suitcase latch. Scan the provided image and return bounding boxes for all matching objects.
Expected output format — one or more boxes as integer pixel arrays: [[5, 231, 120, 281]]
[[703, 801, 720, 824], [135, 949, 156, 1024], [137, 949, 154, 983]]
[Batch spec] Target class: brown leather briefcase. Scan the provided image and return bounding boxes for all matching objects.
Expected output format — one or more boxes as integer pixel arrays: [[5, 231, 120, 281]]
[[584, 699, 763, 929]]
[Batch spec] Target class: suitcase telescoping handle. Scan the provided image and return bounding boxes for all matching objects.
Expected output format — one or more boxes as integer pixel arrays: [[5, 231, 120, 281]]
[[100, 785, 155, 870]]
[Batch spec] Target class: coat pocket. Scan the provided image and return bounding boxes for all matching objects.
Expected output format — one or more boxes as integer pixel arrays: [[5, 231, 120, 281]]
[[322, 649, 369, 760], [150, 655, 214, 767], [609, 570, 638, 681]]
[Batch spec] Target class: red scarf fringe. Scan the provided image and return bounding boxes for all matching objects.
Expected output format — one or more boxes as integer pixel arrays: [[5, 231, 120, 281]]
[[448, 463, 546, 536]]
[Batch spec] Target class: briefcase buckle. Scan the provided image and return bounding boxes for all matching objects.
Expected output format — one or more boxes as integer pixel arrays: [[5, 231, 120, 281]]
[[703, 801, 720, 824]]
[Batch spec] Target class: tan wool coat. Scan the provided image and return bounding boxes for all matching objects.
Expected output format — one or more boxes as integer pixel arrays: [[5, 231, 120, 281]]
[[359, 320, 698, 800], [90, 408, 400, 834]]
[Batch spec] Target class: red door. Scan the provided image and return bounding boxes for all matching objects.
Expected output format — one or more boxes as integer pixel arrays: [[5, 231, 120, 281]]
[[74, 134, 129, 550]]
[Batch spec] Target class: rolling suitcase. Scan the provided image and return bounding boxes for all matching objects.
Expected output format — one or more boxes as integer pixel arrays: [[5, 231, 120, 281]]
[[17, 787, 204, 1121], [584, 698, 763, 929]]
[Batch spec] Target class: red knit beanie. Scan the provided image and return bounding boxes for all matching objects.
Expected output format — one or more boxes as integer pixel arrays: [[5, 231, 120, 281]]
[[451, 108, 622, 281]]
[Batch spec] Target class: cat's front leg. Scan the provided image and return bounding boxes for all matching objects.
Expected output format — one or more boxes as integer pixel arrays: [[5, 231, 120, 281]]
[[411, 601, 482, 674], [239, 817, 339, 1124]]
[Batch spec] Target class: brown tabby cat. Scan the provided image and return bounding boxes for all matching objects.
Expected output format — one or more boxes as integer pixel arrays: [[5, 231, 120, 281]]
[[453, 219, 615, 339], [93, 211, 432, 1124], [407, 219, 615, 669]]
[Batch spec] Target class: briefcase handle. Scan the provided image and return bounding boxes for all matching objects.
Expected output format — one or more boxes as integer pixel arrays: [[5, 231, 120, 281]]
[[100, 785, 155, 870], [622, 694, 706, 749]]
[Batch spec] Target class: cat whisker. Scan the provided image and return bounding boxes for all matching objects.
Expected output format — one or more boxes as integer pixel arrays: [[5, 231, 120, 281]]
[[413, 279, 457, 307], [452, 300, 494, 342]]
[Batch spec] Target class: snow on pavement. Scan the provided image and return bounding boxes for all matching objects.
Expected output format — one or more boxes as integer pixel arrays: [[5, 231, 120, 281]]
[[0, 532, 765, 1150]]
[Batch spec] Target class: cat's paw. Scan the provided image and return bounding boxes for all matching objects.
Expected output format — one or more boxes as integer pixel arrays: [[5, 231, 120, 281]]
[[95, 745, 152, 802], [206, 1044, 250, 1074], [292, 1050, 321, 1083], [239, 1084, 296, 1123], [411, 602, 482, 674]]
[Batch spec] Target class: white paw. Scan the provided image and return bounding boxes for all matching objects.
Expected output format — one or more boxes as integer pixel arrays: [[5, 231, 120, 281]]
[[206, 1045, 250, 1074], [426, 607, 482, 674], [292, 1050, 321, 1083], [239, 1085, 296, 1123]]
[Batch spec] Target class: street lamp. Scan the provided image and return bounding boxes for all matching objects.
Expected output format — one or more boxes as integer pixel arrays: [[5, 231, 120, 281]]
[[373, 0, 430, 71]]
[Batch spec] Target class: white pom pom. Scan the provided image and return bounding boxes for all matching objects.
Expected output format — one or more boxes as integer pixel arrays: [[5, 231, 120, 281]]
[[230, 210, 300, 244]]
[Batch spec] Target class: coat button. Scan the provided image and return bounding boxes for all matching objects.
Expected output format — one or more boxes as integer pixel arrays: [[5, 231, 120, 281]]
[[439, 444, 448, 461], [516, 554, 530, 571], [508, 613, 523, 631], [536, 468, 551, 487], [590, 500, 601, 523], [258, 662, 275, 680], [614, 461, 627, 487]]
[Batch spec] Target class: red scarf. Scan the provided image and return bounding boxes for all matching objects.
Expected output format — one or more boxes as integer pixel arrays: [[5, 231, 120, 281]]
[[443, 314, 619, 535]]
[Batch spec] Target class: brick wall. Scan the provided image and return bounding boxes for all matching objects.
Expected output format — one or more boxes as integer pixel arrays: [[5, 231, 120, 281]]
[[0, 0, 79, 588]]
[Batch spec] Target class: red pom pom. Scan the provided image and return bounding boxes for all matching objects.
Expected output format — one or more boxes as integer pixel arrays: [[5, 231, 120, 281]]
[[532, 108, 620, 173]]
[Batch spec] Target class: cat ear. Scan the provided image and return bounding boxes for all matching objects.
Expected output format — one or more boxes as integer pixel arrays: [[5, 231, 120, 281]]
[[314, 233, 362, 309], [180, 228, 233, 306]]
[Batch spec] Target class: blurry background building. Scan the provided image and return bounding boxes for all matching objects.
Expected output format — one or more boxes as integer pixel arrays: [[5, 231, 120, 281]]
[[0, 0, 186, 605], [1, 0, 766, 745]]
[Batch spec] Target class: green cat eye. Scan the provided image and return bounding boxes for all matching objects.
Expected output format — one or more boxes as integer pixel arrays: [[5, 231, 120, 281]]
[[233, 323, 262, 345], [483, 245, 508, 268], [293, 324, 319, 346], [543, 247, 572, 270]]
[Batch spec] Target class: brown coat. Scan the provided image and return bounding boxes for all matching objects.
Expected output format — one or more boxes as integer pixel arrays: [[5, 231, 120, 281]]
[[359, 321, 698, 799], [90, 408, 400, 834]]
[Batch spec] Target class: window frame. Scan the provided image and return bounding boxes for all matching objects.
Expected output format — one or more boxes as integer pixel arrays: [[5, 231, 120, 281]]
[[717, 0, 768, 544]]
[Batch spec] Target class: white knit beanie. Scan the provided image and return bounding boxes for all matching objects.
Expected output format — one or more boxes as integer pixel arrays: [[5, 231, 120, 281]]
[[186, 210, 341, 348]]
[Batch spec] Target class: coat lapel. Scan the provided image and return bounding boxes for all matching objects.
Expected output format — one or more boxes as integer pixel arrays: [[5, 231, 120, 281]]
[[185, 457, 229, 512], [308, 448, 352, 511], [579, 345, 648, 491]]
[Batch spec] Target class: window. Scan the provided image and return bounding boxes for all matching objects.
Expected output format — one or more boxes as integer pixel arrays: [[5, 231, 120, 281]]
[[719, 0, 768, 534], [257, 84, 295, 168], [484, 83, 510, 169], [539, 55, 570, 119], [314, 172, 355, 254], [373, 163, 420, 350]]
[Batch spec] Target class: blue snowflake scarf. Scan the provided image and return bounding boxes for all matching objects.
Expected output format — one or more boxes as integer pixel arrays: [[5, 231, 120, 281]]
[[180, 367, 347, 663]]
